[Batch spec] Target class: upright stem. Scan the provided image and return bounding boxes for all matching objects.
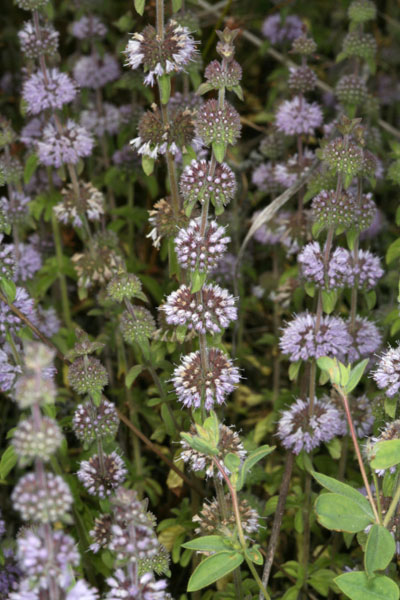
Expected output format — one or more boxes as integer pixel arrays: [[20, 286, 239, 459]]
[[51, 212, 73, 329], [337, 388, 380, 523], [260, 452, 294, 596]]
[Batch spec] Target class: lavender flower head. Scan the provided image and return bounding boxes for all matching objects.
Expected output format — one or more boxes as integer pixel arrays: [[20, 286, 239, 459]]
[[356, 249, 384, 289], [160, 283, 237, 334], [276, 96, 322, 136], [174, 219, 230, 273], [277, 397, 343, 454], [105, 569, 168, 600], [346, 317, 382, 364], [71, 15, 107, 39], [124, 20, 197, 86], [373, 345, 400, 397], [22, 69, 77, 115], [298, 242, 354, 289], [280, 312, 352, 362], [262, 14, 303, 45], [172, 348, 240, 410], [77, 451, 127, 498], [73, 53, 120, 90], [37, 120, 94, 167], [17, 527, 79, 590], [80, 103, 121, 137], [251, 162, 280, 195]]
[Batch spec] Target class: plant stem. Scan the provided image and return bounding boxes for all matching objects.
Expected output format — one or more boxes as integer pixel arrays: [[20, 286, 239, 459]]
[[372, 471, 382, 522], [213, 458, 271, 600], [383, 479, 400, 527], [260, 452, 294, 597], [51, 211, 73, 329], [337, 388, 380, 523]]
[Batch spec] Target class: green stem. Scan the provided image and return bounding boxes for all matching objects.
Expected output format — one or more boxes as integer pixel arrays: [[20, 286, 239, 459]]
[[383, 478, 400, 527], [213, 458, 271, 600], [50, 212, 72, 329], [372, 471, 382, 522]]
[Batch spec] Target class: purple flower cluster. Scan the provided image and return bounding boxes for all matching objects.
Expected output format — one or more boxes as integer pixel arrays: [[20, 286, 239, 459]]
[[73, 53, 120, 90], [22, 68, 77, 114], [37, 120, 94, 167], [262, 14, 303, 45], [280, 312, 352, 362], [373, 345, 400, 397], [276, 96, 323, 136], [161, 283, 237, 334], [277, 397, 343, 454]]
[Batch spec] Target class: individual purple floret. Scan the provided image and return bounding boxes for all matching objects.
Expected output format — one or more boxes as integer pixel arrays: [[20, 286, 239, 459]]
[[373, 345, 400, 397], [262, 14, 303, 45], [279, 312, 352, 362], [277, 397, 343, 454], [73, 54, 120, 90], [37, 120, 94, 167], [71, 15, 107, 39], [346, 317, 382, 364], [276, 97, 322, 136], [22, 68, 77, 115]]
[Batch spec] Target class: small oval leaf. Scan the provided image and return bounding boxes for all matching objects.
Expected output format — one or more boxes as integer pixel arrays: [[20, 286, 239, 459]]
[[315, 493, 374, 533], [371, 439, 400, 470], [365, 525, 396, 577], [182, 535, 230, 553], [187, 550, 244, 592], [335, 572, 399, 600]]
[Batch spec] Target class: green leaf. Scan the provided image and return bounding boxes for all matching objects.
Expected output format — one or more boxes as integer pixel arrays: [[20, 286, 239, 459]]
[[23, 153, 38, 184], [345, 359, 369, 393], [304, 282, 315, 297], [191, 270, 207, 294], [370, 439, 400, 470], [245, 545, 263, 565], [224, 452, 241, 473], [134, 0, 145, 15], [365, 525, 396, 577], [0, 277, 16, 303], [0, 445, 17, 480], [386, 238, 400, 264], [365, 290, 376, 310], [232, 85, 244, 100], [158, 74, 171, 104], [385, 397, 397, 419], [182, 535, 230, 552], [125, 365, 144, 388], [172, 0, 182, 10], [346, 228, 358, 251], [322, 289, 337, 314], [212, 142, 226, 163], [335, 572, 399, 600], [180, 433, 218, 457], [187, 551, 244, 592], [161, 404, 175, 437], [315, 493, 374, 532], [202, 411, 219, 445], [236, 445, 275, 491], [142, 155, 154, 176], [288, 360, 301, 381], [312, 471, 374, 518]]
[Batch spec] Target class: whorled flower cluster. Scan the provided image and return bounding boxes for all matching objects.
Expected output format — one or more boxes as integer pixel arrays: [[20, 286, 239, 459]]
[[172, 348, 240, 410], [280, 312, 352, 362], [275, 96, 322, 136], [22, 69, 77, 115], [180, 159, 237, 210], [37, 120, 94, 168], [373, 345, 400, 397], [77, 451, 127, 498], [160, 283, 237, 334], [124, 20, 197, 85], [277, 397, 343, 454], [174, 219, 230, 272]]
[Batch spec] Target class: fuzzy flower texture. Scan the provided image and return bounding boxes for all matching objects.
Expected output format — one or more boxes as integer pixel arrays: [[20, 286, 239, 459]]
[[124, 19, 197, 85]]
